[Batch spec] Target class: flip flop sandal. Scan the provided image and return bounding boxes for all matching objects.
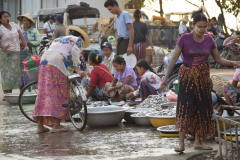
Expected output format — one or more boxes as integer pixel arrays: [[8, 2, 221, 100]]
[[51, 127, 70, 133], [36, 128, 50, 134], [174, 146, 185, 153], [194, 144, 212, 150]]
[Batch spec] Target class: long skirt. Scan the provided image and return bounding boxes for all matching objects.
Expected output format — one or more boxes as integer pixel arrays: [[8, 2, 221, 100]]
[[176, 62, 215, 139], [81, 77, 105, 97], [32, 65, 69, 125], [105, 82, 135, 98], [0, 50, 20, 90], [138, 80, 158, 97], [133, 42, 146, 61], [133, 42, 146, 77]]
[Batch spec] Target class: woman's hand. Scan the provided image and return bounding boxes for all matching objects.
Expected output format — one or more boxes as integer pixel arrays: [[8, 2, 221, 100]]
[[126, 92, 134, 100], [2, 45, 10, 51], [160, 78, 168, 92], [23, 46, 29, 52], [151, 47, 155, 55]]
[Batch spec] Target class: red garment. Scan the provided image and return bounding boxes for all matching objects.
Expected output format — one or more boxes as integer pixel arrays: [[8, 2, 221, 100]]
[[90, 64, 113, 87]]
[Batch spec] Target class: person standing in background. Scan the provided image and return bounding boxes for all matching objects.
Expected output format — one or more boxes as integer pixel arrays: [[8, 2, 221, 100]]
[[133, 9, 154, 62], [104, 0, 134, 55], [43, 15, 55, 39], [210, 17, 223, 37], [0, 11, 29, 101], [53, 15, 66, 39], [17, 13, 41, 89], [179, 15, 190, 36]]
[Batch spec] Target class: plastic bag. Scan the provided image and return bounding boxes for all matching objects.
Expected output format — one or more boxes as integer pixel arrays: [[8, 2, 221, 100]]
[[22, 53, 41, 70], [166, 90, 177, 102]]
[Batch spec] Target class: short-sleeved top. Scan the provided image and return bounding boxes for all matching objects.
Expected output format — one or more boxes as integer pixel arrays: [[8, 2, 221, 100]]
[[103, 52, 115, 74], [233, 69, 240, 81], [114, 11, 132, 39], [0, 22, 20, 52], [41, 36, 84, 76], [114, 65, 137, 87], [133, 20, 149, 44], [43, 21, 55, 36], [133, 70, 162, 96], [90, 64, 113, 87], [177, 33, 216, 66], [178, 22, 187, 35], [53, 24, 67, 38]]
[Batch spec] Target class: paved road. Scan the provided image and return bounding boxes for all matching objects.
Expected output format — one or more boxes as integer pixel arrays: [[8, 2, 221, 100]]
[[0, 68, 236, 159]]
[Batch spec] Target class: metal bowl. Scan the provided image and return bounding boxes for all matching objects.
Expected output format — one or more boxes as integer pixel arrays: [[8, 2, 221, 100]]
[[157, 125, 179, 137], [161, 102, 177, 109], [4, 92, 37, 104], [84, 106, 128, 127], [124, 108, 153, 123], [131, 115, 152, 126]]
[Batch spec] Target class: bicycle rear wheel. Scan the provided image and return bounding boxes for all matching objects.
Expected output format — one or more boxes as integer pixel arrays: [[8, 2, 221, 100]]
[[18, 81, 38, 123], [69, 98, 87, 131]]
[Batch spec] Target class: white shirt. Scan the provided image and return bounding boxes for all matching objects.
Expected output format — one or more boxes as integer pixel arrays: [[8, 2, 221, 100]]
[[133, 70, 162, 96], [43, 21, 55, 36], [179, 22, 187, 35], [102, 52, 115, 74]]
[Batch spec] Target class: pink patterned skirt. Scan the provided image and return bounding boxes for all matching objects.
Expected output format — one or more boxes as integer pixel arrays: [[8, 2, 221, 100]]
[[32, 65, 69, 125]]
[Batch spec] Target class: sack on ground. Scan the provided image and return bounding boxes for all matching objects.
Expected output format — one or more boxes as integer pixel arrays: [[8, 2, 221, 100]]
[[22, 54, 41, 70]]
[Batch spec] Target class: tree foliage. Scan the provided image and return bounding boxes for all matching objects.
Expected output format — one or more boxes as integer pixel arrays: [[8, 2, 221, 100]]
[[221, 0, 240, 17], [125, 0, 155, 9]]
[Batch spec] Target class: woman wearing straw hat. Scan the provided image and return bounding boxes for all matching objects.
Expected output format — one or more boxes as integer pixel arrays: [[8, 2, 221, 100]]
[[17, 13, 41, 89], [0, 11, 29, 101], [32, 26, 90, 133], [179, 15, 190, 36]]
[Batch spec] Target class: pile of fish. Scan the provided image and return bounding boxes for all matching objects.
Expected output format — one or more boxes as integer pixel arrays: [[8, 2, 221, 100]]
[[89, 101, 109, 107], [132, 109, 158, 117], [137, 94, 168, 109], [152, 107, 176, 116], [161, 125, 176, 131]]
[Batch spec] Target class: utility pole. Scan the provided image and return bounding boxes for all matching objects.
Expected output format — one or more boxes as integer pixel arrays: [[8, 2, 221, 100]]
[[159, 0, 164, 17]]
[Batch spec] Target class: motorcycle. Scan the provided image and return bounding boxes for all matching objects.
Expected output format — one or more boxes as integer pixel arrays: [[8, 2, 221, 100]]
[[215, 29, 240, 69], [215, 31, 228, 51], [39, 37, 50, 56]]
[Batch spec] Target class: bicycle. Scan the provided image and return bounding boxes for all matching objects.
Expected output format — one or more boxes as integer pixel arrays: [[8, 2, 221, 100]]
[[18, 69, 88, 131]]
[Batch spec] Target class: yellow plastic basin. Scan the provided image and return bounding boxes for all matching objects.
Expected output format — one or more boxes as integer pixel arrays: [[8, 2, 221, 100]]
[[146, 113, 176, 127], [157, 126, 179, 138]]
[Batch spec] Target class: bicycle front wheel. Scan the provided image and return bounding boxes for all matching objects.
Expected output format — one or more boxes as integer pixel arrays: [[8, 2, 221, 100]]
[[18, 81, 38, 123], [69, 98, 87, 131]]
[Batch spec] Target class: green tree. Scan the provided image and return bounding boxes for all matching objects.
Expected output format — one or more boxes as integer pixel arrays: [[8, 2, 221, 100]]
[[221, 0, 240, 17], [198, 0, 239, 34]]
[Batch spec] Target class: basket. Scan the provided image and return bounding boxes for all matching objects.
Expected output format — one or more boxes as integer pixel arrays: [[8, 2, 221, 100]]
[[211, 75, 229, 96], [24, 67, 39, 81]]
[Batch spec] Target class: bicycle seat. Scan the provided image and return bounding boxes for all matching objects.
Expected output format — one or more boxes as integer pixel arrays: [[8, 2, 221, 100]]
[[68, 74, 80, 80]]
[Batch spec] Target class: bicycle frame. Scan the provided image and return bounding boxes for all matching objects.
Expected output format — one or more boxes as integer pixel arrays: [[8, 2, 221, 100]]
[[68, 74, 87, 102]]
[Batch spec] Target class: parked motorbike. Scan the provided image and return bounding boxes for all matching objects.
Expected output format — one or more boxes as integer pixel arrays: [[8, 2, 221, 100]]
[[39, 37, 50, 56], [215, 31, 228, 51], [215, 29, 240, 69]]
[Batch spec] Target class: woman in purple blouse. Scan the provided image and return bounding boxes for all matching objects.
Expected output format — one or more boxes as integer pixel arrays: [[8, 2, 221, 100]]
[[161, 8, 240, 152]]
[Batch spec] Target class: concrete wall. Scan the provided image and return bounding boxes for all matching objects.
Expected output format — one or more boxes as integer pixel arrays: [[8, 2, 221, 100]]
[[21, 0, 41, 16], [0, 0, 3, 12]]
